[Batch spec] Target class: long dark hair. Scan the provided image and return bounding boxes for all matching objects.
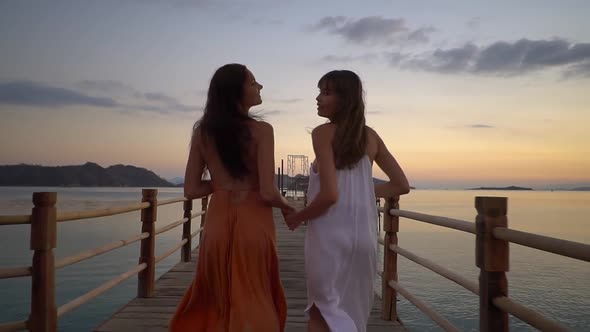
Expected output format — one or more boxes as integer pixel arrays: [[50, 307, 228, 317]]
[[193, 63, 252, 179], [318, 70, 367, 169]]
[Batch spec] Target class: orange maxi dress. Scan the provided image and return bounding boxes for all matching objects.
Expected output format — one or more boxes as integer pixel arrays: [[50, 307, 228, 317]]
[[169, 187, 287, 332]]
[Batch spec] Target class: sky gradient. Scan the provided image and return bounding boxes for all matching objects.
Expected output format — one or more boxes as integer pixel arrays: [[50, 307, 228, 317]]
[[1, 0, 589, 189]]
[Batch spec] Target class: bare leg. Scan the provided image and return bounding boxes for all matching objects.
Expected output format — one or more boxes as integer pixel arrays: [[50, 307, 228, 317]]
[[307, 304, 330, 332]]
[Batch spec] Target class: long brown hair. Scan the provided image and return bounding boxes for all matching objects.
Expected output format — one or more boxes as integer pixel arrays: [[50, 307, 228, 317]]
[[318, 70, 367, 169], [193, 63, 253, 179]]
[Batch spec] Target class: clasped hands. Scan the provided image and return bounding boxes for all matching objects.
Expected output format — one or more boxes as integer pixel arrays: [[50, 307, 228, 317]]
[[281, 205, 304, 231]]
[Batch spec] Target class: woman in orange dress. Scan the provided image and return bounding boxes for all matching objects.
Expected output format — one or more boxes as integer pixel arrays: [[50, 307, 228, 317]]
[[169, 63, 292, 332]]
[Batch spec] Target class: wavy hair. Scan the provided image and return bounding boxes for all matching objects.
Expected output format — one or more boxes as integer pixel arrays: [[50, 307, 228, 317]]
[[318, 70, 367, 169], [193, 63, 253, 179]]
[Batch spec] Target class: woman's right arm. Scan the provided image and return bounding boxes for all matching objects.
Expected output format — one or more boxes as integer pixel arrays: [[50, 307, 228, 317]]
[[284, 124, 339, 229], [257, 121, 293, 211], [373, 130, 411, 198]]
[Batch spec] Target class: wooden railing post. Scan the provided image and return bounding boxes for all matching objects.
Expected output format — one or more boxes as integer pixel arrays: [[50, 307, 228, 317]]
[[181, 199, 193, 262], [381, 196, 400, 321], [29, 192, 58, 332], [476, 196, 509, 332], [138, 189, 157, 298], [199, 196, 208, 244]]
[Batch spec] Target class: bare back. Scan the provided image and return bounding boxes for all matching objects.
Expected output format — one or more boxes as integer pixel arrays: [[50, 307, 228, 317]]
[[195, 121, 263, 191]]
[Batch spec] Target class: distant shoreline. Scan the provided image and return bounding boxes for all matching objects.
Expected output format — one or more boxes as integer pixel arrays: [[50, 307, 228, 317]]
[[467, 186, 533, 191], [1, 186, 589, 192]]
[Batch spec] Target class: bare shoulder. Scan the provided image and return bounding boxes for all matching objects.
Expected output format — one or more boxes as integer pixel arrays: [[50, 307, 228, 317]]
[[311, 123, 336, 140], [250, 120, 274, 140], [365, 126, 383, 160], [253, 120, 273, 131], [191, 125, 204, 149], [365, 125, 381, 142]]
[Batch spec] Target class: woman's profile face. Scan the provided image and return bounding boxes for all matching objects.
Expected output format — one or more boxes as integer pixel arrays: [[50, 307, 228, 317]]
[[316, 81, 338, 120], [241, 69, 263, 111]]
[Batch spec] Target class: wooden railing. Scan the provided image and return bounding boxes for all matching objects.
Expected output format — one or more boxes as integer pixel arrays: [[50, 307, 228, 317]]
[[377, 196, 590, 332], [2, 191, 589, 331], [0, 189, 208, 332]]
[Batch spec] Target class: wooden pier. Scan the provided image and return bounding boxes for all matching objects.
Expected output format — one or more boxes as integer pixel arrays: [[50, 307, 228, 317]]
[[94, 202, 405, 331]]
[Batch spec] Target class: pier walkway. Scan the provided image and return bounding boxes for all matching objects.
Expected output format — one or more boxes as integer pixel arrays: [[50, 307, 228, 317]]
[[95, 202, 405, 331]]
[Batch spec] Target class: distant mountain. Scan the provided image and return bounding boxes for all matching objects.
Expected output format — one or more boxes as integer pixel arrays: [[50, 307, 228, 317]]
[[571, 186, 590, 191], [0, 162, 174, 187], [168, 177, 184, 185], [467, 186, 533, 191]]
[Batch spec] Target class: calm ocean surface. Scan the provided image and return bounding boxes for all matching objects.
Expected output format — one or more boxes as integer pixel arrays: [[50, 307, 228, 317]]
[[1, 187, 589, 331]]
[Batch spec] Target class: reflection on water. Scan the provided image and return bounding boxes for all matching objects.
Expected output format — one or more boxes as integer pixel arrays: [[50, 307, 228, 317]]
[[1, 188, 589, 331]]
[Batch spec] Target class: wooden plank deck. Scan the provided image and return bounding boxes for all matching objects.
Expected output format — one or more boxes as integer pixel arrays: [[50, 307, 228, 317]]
[[95, 203, 405, 332]]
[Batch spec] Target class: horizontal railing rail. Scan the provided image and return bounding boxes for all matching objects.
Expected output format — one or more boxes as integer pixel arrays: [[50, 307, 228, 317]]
[[388, 280, 460, 332], [493, 227, 590, 262], [377, 195, 584, 332], [56, 202, 151, 222], [0, 266, 32, 279], [389, 244, 479, 295], [55, 232, 150, 269], [0, 215, 31, 226], [56, 263, 148, 317], [388, 208, 475, 233], [0, 190, 209, 332]]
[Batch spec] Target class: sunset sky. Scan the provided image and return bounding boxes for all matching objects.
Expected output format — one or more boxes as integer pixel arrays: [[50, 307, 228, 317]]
[[1, 0, 589, 189]]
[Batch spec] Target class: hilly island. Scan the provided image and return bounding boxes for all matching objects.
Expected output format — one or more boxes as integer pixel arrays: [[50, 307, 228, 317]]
[[0, 163, 408, 189], [0, 162, 174, 187]]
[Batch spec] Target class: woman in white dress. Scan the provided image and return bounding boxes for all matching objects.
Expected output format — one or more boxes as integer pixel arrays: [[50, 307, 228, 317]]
[[285, 70, 410, 332]]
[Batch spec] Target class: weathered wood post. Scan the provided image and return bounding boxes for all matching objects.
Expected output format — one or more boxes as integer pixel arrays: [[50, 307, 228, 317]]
[[476, 196, 509, 332], [29, 192, 58, 332], [381, 196, 400, 321], [199, 196, 208, 243], [138, 189, 157, 298], [181, 199, 193, 262]]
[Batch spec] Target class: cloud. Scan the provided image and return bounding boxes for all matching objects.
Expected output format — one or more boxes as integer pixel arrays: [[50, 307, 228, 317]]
[[268, 98, 303, 104], [407, 26, 437, 43], [251, 109, 283, 117], [79, 81, 198, 113], [466, 17, 482, 29], [76, 80, 137, 96], [0, 81, 118, 108], [320, 53, 380, 63], [143, 92, 178, 104], [0, 80, 199, 114], [469, 124, 494, 128], [386, 38, 590, 77], [311, 16, 435, 45], [251, 17, 283, 25], [366, 110, 382, 115], [137, 92, 197, 113], [130, 0, 217, 9], [562, 60, 590, 78]]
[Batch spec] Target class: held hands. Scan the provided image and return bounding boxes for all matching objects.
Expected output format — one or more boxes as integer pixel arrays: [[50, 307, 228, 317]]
[[280, 205, 295, 220], [284, 210, 304, 231], [279, 199, 303, 231]]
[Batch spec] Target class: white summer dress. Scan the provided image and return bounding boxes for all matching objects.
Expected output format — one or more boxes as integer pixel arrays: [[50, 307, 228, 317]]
[[304, 155, 378, 332]]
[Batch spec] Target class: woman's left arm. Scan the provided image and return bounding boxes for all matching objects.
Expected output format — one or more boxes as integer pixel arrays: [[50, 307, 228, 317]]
[[184, 132, 213, 200]]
